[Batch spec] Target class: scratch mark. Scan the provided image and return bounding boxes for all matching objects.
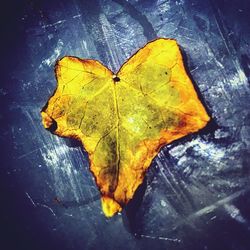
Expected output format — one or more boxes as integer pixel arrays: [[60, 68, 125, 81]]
[[42, 20, 66, 29], [73, 14, 81, 18], [136, 233, 181, 243], [210, 0, 249, 90], [64, 213, 73, 217], [99, 13, 122, 70], [17, 146, 46, 159], [42, 39, 64, 67], [188, 188, 249, 220], [37, 203, 57, 217], [224, 204, 246, 224], [25, 192, 37, 207]]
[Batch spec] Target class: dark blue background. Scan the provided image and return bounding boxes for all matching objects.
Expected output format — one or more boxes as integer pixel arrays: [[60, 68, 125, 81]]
[[1, 0, 250, 249]]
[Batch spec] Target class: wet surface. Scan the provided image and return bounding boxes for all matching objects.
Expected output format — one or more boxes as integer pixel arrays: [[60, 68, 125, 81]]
[[1, 0, 250, 249]]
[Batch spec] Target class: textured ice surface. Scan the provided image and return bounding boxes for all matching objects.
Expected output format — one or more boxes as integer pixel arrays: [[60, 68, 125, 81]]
[[1, 0, 250, 249]]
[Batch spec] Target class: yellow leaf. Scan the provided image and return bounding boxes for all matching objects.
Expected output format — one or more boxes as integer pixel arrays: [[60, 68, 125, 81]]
[[41, 38, 210, 217]]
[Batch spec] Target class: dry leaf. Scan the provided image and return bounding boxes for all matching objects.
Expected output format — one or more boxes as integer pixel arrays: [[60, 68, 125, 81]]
[[41, 38, 210, 217]]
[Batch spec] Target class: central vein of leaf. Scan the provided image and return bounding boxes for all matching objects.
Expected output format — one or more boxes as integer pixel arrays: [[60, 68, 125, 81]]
[[112, 80, 121, 191]]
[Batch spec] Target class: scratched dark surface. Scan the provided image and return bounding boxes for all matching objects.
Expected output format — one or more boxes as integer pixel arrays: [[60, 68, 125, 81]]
[[1, 0, 250, 249]]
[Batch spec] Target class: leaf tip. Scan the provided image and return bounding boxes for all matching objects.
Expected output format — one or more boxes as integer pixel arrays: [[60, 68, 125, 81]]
[[101, 196, 122, 218]]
